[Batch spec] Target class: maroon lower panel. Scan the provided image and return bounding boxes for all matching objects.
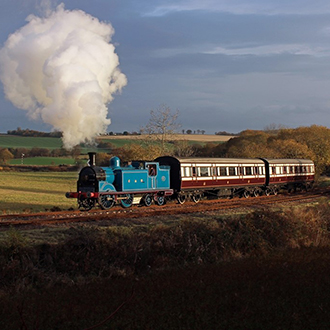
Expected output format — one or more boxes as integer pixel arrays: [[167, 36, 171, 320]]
[[181, 177, 266, 190]]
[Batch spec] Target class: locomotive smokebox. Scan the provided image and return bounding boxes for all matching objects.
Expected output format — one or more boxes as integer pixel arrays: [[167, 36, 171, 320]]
[[88, 152, 96, 167]]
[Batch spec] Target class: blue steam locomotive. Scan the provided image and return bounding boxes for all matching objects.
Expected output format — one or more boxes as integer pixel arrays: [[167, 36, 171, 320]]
[[66, 152, 173, 210]]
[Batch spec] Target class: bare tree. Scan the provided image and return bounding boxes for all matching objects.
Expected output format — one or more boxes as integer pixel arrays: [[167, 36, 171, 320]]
[[173, 140, 195, 157], [141, 104, 181, 154]]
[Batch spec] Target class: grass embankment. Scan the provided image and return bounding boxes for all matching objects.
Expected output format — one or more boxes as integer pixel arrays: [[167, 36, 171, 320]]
[[1, 203, 330, 329], [0, 171, 77, 213]]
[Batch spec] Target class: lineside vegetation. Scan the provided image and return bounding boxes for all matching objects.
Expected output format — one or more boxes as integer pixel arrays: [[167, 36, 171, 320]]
[[1, 202, 330, 328]]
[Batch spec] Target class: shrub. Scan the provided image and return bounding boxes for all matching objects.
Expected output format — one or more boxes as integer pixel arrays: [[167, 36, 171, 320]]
[[1, 204, 330, 291]]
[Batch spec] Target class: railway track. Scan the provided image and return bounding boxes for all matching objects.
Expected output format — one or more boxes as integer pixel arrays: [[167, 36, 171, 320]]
[[0, 189, 328, 228]]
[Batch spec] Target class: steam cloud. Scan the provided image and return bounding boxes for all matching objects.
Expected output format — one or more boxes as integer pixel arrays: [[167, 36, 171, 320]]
[[0, 4, 127, 149]]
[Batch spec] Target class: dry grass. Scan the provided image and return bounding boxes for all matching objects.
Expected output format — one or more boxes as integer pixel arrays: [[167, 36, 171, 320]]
[[0, 171, 77, 213], [1, 247, 330, 329], [1, 202, 330, 329]]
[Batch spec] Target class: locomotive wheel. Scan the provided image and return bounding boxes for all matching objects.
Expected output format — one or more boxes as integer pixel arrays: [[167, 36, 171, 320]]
[[99, 194, 115, 210], [78, 197, 95, 211], [143, 194, 153, 207], [177, 194, 186, 204], [155, 195, 165, 206], [191, 193, 202, 203], [121, 194, 133, 208]]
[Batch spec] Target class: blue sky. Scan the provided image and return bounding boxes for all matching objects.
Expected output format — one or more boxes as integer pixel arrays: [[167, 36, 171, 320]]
[[1, 0, 330, 135]]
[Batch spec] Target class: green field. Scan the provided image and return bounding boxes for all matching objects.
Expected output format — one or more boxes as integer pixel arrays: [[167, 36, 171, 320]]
[[0, 171, 78, 213], [0, 135, 63, 149], [9, 157, 77, 166], [0, 134, 224, 150], [0, 135, 139, 150]]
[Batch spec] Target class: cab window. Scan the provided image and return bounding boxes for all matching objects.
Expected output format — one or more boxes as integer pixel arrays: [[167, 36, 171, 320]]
[[148, 164, 157, 176]]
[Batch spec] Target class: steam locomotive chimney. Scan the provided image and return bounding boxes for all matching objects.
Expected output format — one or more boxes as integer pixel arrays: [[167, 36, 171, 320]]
[[88, 152, 96, 166]]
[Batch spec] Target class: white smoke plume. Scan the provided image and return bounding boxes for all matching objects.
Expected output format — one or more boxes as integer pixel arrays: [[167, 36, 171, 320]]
[[0, 3, 127, 149]]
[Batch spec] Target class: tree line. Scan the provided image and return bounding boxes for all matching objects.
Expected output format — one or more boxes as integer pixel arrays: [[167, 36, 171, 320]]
[[7, 128, 62, 138], [2, 102, 330, 176], [95, 125, 330, 175], [2, 125, 330, 175]]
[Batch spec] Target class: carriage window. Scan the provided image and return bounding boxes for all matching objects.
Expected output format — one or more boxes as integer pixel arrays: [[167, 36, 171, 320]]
[[212, 167, 217, 176], [271, 167, 276, 175], [200, 167, 209, 177], [184, 167, 191, 177], [260, 167, 264, 175], [219, 167, 227, 176], [295, 166, 299, 173], [229, 167, 236, 176], [289, 166, 294, 174], [192, 167, 197, 176], [245, 167, 252, 175], [283, 166, 287, 174], [255, 167, 259, 175], [238, 167, 243, 175]]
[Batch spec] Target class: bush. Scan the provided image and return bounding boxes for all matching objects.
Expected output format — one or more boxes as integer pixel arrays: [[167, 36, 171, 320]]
[[1, 204, 330, 292]]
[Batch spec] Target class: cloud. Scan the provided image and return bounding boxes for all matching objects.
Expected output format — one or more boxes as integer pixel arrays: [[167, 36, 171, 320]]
[[203, 44, 330, 57], [144, 0, 330, 16]]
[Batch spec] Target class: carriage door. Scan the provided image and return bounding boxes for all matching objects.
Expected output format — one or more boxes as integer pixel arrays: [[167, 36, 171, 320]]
[[148, 163, 157, 189]]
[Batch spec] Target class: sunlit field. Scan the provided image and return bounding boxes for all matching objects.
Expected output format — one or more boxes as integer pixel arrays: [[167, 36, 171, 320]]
[[0, 171, 78, 213], [0, 135, 62, 149], [9, 157, 76, 165]]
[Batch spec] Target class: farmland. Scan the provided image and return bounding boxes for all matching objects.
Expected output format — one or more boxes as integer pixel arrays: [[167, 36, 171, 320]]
[[0, 133, 233, 165], [0, 133, 233, 149], [9, 156, 77, 165], [0, 172, 77, 213], [0, 135, 62, 149]]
